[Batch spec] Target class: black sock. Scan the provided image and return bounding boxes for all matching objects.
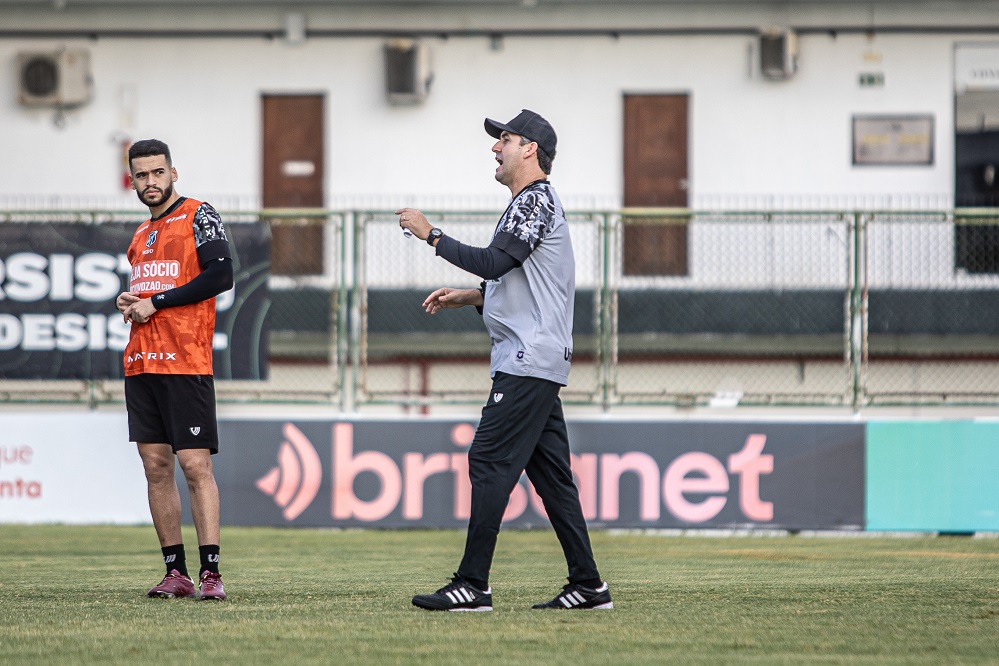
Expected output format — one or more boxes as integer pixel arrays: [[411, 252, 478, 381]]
[[199, 545, 220, 576], [161, 544, 187, 577], [576, 578, 603, 590]]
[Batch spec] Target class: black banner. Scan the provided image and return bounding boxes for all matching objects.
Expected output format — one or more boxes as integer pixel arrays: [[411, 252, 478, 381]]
[[208, 419, 865, 530], [0, 221, 269, 380]]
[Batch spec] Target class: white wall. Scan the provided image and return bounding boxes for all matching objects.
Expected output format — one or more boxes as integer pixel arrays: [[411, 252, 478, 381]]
[[0, 3, 995, 211]]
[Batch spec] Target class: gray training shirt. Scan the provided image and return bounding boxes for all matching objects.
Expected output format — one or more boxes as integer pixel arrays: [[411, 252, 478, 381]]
[[483, 180, 575, 385]]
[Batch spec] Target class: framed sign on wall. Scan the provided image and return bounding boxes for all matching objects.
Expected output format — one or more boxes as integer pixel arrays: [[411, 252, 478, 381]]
[[852, 114, 934, 166]]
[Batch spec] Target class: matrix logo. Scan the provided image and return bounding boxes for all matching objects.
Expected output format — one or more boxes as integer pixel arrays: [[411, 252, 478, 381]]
[[255, 423, 322, 520]]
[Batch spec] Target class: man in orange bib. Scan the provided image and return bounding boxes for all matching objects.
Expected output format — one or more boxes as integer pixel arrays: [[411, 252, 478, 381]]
[[116, 139, 233, 601]]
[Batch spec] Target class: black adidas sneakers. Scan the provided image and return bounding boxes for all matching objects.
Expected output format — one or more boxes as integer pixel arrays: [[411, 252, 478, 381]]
[[531, 581, 613, 610], [412, 577, 493, 612]]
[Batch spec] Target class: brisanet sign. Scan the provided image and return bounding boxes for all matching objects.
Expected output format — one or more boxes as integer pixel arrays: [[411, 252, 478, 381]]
[[212, 419, 865, 530]]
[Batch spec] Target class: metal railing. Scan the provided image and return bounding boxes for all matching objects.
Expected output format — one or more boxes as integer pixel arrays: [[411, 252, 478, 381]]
[[2, 208, 999, 410]]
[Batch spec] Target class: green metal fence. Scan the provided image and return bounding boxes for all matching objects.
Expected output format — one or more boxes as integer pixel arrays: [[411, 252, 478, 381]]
[[2, 208, 998, 410]]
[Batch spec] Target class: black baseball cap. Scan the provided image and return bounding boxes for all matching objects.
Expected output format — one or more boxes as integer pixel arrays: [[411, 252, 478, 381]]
[[484, 109, 557, 158]]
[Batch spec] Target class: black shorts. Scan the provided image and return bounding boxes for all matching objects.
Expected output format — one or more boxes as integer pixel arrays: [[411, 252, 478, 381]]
[[125, 374, 219, 454]]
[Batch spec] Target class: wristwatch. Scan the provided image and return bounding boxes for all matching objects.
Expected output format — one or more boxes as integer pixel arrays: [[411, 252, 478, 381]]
[[427, 228, 444, 246]]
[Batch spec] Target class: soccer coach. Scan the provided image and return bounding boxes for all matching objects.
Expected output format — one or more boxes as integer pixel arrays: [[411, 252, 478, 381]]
[[398, 109, 611, 612]]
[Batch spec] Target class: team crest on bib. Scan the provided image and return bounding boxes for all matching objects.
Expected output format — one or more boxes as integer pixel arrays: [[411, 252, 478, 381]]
[[146, 230, 158, 247], [493, 392, 503, 403], [189, 426, 201, 436]]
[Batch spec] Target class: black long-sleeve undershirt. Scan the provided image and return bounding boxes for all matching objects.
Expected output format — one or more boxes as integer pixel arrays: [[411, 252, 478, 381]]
[[434, 235, 519, 280], [151, 256, 234, 310]]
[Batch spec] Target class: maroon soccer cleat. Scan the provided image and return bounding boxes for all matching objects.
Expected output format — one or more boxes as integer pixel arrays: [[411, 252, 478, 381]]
[[147, 570, 197, 599], [199, 570, 227, 601]]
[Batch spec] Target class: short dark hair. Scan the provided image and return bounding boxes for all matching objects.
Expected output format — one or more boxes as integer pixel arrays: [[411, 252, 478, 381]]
[[128, 139, 172, 168], [519, 135, 554, 175], [536, 147, 554, 175]]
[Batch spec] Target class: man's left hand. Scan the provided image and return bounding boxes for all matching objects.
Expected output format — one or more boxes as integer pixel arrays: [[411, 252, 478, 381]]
[[124, 298, 157, 324], [396, 208, 432, 241]]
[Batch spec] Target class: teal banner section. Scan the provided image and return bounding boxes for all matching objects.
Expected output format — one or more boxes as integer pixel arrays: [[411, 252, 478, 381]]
[[867, 421, 999, 532]]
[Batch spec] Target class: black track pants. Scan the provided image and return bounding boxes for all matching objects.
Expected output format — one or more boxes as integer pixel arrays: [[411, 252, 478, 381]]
[[456, 372, 600, 586]]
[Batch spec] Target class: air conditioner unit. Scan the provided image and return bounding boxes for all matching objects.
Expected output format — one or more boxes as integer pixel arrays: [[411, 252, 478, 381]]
[[17, 49, 93, 107], [759, 29, 798, 81], [384, 39, 432, 105]]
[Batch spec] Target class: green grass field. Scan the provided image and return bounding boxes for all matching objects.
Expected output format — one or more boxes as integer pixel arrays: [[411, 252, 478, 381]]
[[1, 525, 997, 664]]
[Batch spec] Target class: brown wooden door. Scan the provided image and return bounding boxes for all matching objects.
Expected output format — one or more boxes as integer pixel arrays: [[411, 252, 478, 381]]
[[622, 94, 689, 276], [262, 94, 325, 274]]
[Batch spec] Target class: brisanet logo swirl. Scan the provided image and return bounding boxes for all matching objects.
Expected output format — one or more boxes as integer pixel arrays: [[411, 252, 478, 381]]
[[255, 423, 322, 520]]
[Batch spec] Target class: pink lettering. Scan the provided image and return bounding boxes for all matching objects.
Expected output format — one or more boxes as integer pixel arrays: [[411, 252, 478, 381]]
[[451, 423, 475, 447], [402, 452, 450, 519], [0, 445, 32, 469], [258, 421, 776, 527], [728, 434, 774, 521], [0, 478, 42, 498], [663, 452, 729, 522], [571, 453, 598, 520], [600, 452, 661, 520], [332, 423, 401, 521], [448, 453, 471, 519]]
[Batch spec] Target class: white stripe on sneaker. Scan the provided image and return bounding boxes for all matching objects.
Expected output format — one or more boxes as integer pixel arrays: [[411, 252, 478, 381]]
[[445, 586, 480, 606]]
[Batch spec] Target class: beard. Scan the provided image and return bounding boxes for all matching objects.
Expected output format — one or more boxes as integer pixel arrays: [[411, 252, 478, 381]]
[[494, 164, 511, 187], [136, 182, 173, 207]]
